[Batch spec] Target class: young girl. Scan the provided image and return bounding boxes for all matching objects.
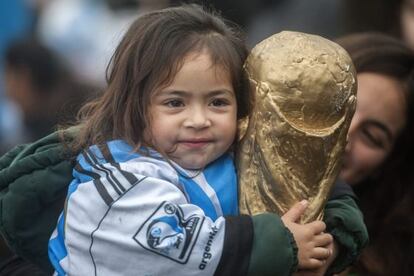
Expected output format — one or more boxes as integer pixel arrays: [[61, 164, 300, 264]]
[[48, 5, 335, 276]]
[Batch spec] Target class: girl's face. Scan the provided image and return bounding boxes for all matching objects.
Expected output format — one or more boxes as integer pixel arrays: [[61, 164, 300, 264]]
[[340, 73, 407, 185], [147, 50, 237, 170]]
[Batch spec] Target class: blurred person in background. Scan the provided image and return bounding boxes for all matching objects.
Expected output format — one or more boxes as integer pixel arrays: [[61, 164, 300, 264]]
[[0, 0, 36, 155], [36, 0, 172, 86], [400, 0, 414, 49], [342, 0, 402, 35], [245, 0, 347, 47], [1, 38, 95, 275], [337, 33, 414, 276], [343, 0, 414, 51], [4, 38, 95, 146]]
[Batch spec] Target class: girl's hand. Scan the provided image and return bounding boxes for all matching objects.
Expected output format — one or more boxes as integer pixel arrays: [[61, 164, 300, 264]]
[[282, 201, 333, 270], [293, 241, 338, 276]]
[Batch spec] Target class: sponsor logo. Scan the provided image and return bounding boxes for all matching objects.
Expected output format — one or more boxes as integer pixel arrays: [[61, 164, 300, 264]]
[[134, 202, 204, 264]]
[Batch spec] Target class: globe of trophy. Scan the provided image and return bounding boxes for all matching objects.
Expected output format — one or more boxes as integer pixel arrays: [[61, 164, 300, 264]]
[[237, 31, 357, 223]]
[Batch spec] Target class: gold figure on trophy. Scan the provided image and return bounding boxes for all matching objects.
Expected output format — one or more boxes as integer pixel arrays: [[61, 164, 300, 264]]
[[237, 31, 357, 223]]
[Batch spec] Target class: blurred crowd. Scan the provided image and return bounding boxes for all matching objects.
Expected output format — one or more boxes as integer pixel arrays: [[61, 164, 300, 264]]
[[1, 0, 414, 275], [1, 0, 413, 153]]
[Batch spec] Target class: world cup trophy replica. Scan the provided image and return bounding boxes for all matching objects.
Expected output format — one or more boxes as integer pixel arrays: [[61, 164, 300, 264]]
[[237, 31, 357, 223]]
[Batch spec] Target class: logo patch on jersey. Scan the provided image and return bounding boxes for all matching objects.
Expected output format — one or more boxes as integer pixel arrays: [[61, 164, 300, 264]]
[[134, 201, 204, 263]]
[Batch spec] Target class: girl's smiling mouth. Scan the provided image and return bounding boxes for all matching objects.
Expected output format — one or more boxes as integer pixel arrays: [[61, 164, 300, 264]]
[[179, 139, 213, 148]]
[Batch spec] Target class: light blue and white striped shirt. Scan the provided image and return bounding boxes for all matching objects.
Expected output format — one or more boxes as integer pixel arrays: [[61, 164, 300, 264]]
[[48, 140, 238, 276]]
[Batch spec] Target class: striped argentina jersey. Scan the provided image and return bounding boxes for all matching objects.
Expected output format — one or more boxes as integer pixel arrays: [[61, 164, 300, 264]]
[[48, 139, 248, 276]]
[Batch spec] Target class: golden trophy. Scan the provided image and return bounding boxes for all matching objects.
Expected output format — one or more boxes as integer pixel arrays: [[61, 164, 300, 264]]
[[237, 31, 357, 223]]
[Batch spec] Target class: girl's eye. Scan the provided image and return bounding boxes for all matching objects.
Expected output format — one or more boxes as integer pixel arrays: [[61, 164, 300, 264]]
[[210, 98, 229, 107], [165, 99, 184, 108]]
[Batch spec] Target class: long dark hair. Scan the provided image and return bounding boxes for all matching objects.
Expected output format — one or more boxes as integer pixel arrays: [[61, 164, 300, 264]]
[[337, 33, 414, 275], [70, 4, 252, 153]]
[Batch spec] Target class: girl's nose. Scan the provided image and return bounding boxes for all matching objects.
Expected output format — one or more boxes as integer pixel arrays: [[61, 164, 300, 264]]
[[183, 107, 211, 129]]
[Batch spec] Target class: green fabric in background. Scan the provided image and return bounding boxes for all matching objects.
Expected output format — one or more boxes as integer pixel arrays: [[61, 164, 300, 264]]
[[0, 130, 75, 273]]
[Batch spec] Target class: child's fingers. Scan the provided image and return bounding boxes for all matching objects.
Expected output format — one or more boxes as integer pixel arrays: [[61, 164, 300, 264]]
[[282, 200, 308, 223], [311, 247, 332, 260], [307, 220, 326, 234], [313, 233, 333, 247], [301, 258, 325, 270]]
